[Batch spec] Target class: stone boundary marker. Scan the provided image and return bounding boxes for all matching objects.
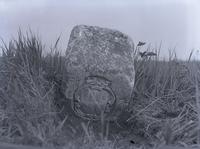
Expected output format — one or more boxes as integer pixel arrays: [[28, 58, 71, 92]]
[[0, 143, 199, 149], [65, 25, 135, 121]]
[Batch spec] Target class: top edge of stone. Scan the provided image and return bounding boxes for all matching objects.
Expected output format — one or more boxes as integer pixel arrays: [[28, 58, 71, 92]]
[[70, 24, 135, 50]]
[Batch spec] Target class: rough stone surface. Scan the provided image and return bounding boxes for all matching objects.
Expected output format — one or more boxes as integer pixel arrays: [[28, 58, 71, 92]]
[[65, 25, 135, 120]]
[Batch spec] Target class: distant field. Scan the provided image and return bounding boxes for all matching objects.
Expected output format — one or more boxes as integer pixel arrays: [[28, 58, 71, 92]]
[[0, 32, 200, 149]]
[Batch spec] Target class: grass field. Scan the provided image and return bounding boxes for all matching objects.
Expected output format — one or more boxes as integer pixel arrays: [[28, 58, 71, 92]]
[[0, 31, 200, 149]]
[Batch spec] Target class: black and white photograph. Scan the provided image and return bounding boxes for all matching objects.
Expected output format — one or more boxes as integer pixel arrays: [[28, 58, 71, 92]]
[[0, 0, 200, 148]]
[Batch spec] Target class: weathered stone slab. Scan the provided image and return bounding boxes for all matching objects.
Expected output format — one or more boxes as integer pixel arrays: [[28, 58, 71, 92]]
[[65, 25, 135, 120]]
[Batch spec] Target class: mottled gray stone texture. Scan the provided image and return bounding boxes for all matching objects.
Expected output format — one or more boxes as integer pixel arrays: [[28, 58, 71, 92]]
[[65, 25, 135, 120]]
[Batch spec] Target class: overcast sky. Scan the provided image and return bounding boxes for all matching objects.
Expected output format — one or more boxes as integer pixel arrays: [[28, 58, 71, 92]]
[[0, 0, 200, 59]]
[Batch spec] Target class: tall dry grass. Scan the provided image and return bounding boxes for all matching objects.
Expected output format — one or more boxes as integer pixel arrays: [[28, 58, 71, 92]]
[[0, 31, 68, 147], [0, 31, 200, 148], [128, 45, 198, 147]]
